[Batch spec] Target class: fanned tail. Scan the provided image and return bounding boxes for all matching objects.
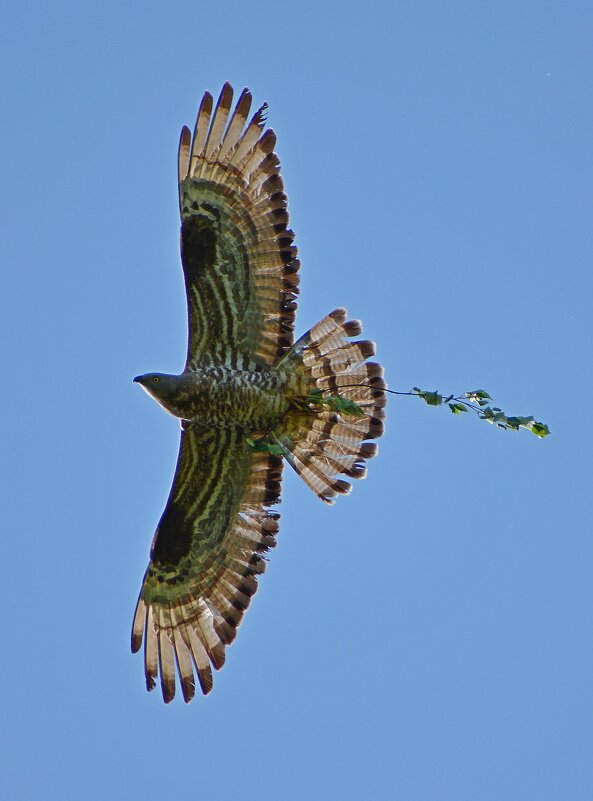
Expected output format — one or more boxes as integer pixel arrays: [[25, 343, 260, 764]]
[[274, 308, 386, 503]]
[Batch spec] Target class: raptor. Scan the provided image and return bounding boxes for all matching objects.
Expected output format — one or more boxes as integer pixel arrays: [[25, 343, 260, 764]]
[[132, 83, 386, 703]]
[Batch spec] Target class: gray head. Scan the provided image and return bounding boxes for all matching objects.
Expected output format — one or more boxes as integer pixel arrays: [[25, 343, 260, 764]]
[[133, 372, 185, 416]]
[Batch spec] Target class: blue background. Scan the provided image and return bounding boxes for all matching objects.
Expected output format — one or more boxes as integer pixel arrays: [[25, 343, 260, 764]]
[[2, 2, 592, 799]]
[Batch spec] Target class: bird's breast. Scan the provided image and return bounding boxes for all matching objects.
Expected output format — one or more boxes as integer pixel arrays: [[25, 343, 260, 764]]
[[168, 367, 291, 430]]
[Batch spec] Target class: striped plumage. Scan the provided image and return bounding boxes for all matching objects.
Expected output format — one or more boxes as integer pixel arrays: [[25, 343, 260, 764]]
[[178, 82, 298, 369], [132, 83, 386, 703]]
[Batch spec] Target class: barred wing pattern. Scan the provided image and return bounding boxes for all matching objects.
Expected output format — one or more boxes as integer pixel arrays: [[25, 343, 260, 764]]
[[178, 82, 300, 369], [132, 424, 282, 703]]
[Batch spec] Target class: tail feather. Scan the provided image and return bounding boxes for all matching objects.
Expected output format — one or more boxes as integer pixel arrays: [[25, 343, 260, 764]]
[[274, 309, 386, 503], [274, 429, 353, 502]]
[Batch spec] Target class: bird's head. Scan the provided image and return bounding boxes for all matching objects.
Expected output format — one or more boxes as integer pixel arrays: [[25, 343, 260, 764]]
[[133, 372, 181, 412]]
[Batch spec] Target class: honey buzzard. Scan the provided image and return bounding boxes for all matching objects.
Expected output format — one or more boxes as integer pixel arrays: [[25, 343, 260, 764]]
[[132, 83, 386, 703]]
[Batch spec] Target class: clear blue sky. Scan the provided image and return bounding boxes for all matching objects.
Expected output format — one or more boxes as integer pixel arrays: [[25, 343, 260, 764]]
[[2, 2, 592, 800]]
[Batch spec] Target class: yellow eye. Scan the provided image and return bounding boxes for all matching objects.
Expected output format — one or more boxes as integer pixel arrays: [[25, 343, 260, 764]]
[[152, 376, 161, 384]]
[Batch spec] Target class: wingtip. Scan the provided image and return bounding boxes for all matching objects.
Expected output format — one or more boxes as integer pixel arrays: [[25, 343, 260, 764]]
[[180, 124, 191, 138], [180, 679, 196, 704], [161, 676, 176, 704]]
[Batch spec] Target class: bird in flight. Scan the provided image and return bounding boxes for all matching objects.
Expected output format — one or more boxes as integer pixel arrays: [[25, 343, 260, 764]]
[[132, 83, 386, 703]]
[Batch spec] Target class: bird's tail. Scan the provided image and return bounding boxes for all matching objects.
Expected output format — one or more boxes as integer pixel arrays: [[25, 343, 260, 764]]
[[271, 308, 386, 503]]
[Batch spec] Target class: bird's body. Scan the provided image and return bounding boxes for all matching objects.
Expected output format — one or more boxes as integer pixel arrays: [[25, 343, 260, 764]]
[[135, 366, 296, 428], [132, 83, 386, 703]]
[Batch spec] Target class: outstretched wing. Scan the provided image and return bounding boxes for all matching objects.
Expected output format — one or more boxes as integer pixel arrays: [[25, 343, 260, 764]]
[[178, 83, 300, 369], [132, 424, 282, 703]]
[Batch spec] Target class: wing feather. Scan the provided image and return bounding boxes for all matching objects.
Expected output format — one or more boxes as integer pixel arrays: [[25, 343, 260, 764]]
[[219, 87, 252, 159], [144, 605, 158, 692], [157, 607, 176, 704], [227, 104, 268, 169], [171, 610, 196, 703], [189, 91, 213, 176], [204, 81, 233, 160], [178, 125, 191, 179]]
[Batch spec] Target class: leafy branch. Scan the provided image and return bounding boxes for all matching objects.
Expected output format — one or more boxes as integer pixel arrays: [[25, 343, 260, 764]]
[[403, 387, 550, 437], [246, 385, 550, 456]]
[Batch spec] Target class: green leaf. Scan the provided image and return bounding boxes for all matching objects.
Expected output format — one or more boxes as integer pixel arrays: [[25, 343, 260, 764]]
[[505, 416, 533, 430], [301, 389, 364, 417], [414, 388, 443, 406], [531, 422, 550, 438], [307, 388, 323, 401], [466, 389, 492, 407], [327, 395, 364, 417], [246, 437, 285, 455], [246, 437, 266, 452], [448, 403, 468, 415]]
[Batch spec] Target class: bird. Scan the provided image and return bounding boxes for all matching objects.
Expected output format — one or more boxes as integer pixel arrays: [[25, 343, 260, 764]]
[[132, 83, 386, 703]]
